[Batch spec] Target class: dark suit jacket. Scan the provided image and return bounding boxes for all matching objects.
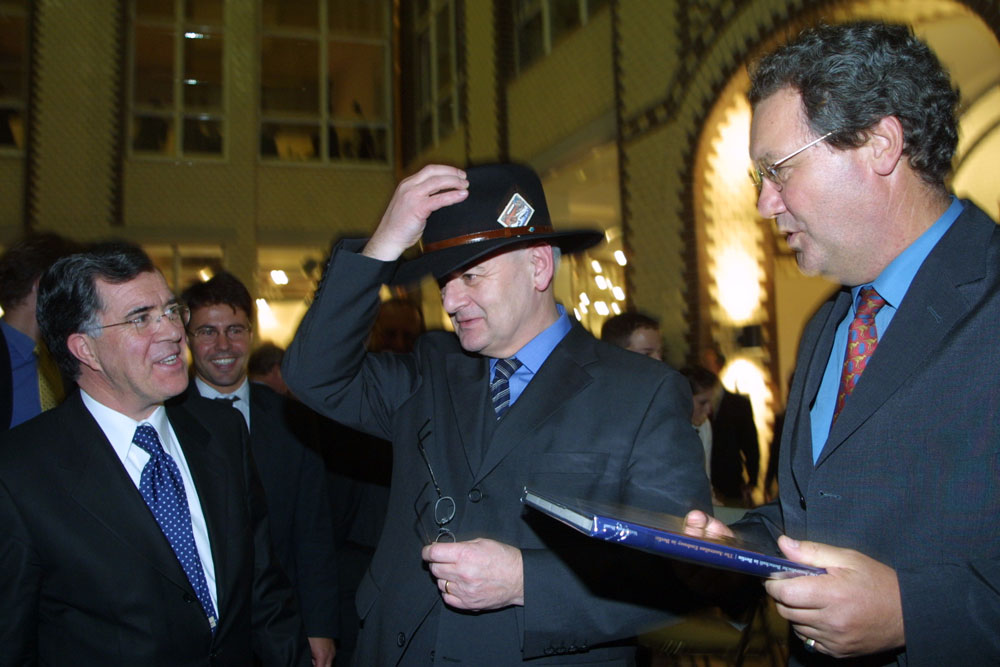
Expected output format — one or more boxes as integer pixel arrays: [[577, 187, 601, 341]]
[[709, 389, 758, 502], [0, 327, 11, 429], [0, 390, 308, 666], [283, 240, 712, 665], [739, 201, 1000, 666], [246, 383, 339, 640]]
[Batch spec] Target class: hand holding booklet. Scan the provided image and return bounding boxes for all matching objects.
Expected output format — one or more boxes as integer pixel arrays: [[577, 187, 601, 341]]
[[521, 487, 824, 578]]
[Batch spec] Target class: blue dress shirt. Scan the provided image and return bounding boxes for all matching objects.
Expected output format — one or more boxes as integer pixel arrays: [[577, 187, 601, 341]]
[[489, 304, 572, 408], [810, 197, 964, 461]]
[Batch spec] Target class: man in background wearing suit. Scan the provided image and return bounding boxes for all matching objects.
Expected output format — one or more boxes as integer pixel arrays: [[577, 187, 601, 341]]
[[182, 272, 339, 667], [283, 163, 711, 664], [686, 21, 1000, 665], [0, 232, 81, 430], [0, 242, 308, 665]]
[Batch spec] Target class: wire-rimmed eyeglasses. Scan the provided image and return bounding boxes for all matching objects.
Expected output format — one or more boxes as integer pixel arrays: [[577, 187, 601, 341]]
[[414, 418, 456, 543], [95, 303, 190, 336], [750, 131, 834, 194]]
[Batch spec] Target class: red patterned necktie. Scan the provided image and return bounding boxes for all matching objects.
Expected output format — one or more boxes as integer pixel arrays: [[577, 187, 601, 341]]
[[834, 286, 886, 421]]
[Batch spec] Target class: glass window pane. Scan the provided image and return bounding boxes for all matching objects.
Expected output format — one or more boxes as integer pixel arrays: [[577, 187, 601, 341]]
[[434, 7, 452, 92], [134, 24, 175, 107], [0, 14, 27, 99], [185, 0, 223, 24], [437, 96, 454, 138], [416, 28, 431, 108], [328, 0, 386, 37], [261, 0, 318, 30], [261, 121, 320, 161], [135, 0, 174, 20], [182, 116, 223, 155], [330, 122, 385, 161], [517, 12, 544, 70], [183, 31, 223, 111], [327, 41, 385, 121], [0, 109, 24, 148], [132, 114, 174, 154], [551, 0, 582, 44], [261, 37, 319, 115]]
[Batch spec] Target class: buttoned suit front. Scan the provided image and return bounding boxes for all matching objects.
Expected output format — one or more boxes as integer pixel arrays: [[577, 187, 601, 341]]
[[283, 240, 712, 665], [739, 201, 1000, 666], [0, 390, 308, 666]]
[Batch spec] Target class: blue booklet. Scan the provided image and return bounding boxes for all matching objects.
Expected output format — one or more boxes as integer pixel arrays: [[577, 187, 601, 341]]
[[522, 487, 825, 579]]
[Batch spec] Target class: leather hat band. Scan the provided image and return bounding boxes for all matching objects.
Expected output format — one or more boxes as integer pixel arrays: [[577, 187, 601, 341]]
[[421, 225, 555, 253]]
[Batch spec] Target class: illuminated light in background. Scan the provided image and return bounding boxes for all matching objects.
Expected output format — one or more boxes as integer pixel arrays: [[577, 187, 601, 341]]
[[198, 268, 213, 282], [611, 302, 621, 315], [578, 292, 590, 305], [573, 308, 582, 320], [594, 301, 610, 316], [612, 286, 625, 301], [269, 269, 289, 285], [579, 302, 589, 314], [591, 260, 603, 273], [594, 275, 608, 290], [184, 32, 206, 39], [256, 298, 277, 330], [614, 250, 627, 266], [716, 247, 761, 324]]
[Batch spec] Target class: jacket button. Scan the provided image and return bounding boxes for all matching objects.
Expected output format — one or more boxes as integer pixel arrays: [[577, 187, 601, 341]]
[[183, 593, 196, 603], [468, 487, 483, 502], [799, 495, 806, 510], [396, 632, 406, 647]]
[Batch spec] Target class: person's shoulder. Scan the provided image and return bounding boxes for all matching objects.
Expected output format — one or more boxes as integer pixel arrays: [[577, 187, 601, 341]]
[[167, 390, 245, 436], [0, 402, 75, 470]]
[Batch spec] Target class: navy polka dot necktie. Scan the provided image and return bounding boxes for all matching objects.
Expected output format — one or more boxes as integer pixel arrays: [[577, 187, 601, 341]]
[[132, 424, 218, 633]]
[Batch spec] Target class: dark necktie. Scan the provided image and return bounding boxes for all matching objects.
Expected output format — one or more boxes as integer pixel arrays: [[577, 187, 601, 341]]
[[132, 424, 218, 633], [834, 286, 886, 421], [490, 357, 522, 419], [214, 396, 239, 404]]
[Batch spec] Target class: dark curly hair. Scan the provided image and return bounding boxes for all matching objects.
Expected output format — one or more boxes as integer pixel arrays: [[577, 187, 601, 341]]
[[748, 21, 960, 189]]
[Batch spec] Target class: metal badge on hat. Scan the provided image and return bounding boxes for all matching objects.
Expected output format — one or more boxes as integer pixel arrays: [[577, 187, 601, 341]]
[[497, 193, 534, 228]]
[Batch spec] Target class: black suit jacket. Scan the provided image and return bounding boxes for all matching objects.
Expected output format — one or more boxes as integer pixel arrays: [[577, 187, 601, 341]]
[[709, 389, 758, 502], [183, 383, 340, 640], [283, 240, 712, 665], [739, 201, 1000, 666], [246, 383, 340, 640], [0, 327, 11, 429], [0, 390, 309, 666]]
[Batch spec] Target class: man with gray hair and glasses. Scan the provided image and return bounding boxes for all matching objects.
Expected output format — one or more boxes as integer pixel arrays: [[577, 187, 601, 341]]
[[0, 242, 308, 664], [686, 21, 1000, 665]]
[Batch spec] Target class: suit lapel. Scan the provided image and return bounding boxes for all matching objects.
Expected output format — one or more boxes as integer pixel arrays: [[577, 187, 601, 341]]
[[787, 291, 850, 488], [445, 351, 490, 475], [818, 208, 988, 465], [475, 326, 594, 482], [167, 400, 230, 612], [59, 393, 194, 594]]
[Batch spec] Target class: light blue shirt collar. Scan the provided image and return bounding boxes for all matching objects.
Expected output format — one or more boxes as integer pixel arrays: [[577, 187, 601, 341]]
[[489, 304, 572, 407]]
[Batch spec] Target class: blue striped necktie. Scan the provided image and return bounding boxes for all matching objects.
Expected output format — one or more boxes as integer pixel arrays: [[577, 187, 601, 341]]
[[132, 424, 218, 633], [490, 357, 522, 419]]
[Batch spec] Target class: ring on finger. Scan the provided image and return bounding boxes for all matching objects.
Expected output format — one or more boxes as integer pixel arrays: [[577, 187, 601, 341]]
[[444, 580, 451, 595]]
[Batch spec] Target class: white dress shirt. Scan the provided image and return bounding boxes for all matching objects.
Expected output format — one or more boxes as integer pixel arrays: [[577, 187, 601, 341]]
[[80, 390, 219, 613]]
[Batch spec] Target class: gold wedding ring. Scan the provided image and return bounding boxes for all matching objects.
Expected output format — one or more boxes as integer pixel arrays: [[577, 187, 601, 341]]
[[444, 580, 451, 595]]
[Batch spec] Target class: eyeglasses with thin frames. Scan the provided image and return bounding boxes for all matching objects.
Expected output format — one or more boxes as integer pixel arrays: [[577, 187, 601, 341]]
[[190, 324, 252, 341], [413, 418, 456, 543], [750, 131, 834, 194], [95, 303, 190, 336]]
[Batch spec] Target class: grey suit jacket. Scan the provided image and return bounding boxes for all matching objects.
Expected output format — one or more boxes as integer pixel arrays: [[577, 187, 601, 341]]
[[740, 200, 1000, 666], [283, 240, 712, 666], [0, 390, 308, 666]]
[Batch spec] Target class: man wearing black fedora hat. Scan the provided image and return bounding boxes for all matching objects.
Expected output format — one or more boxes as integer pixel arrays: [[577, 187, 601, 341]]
[[283, 162, 711, 665]]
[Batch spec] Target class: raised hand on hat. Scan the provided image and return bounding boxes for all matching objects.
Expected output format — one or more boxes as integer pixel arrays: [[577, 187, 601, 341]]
[[364, 164, 468, 262]]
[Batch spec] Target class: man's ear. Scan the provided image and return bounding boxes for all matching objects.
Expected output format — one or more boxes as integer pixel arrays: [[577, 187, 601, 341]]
[[528, 244, 555, 292], [67, 332, 102, 373], [866, 115, 905, 176]]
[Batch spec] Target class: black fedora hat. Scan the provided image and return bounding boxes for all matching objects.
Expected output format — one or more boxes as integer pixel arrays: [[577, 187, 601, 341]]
[[392, 163, 604, 284]]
